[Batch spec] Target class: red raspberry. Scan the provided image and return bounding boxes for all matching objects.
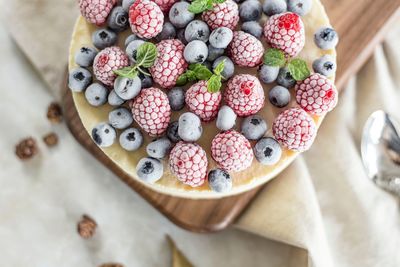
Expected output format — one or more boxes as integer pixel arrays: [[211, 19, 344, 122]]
[[129, 0, 164, 39], [185, 81, 222, 122], [211, 130, 253, 172], [264, 12, 305, 57], [169, 142, 208, 187], [295, 73, 338, 116], [228, 31, 265, 67], [152, 0, 177, 12], [78, 0, 117, 26], [93, 46, 129, 87], [202, 0, 239, 30], [150, 39, 188, 89], [224, 74, 265, 117], [129, 88, 171, 136], [272, 108, 316, 152]]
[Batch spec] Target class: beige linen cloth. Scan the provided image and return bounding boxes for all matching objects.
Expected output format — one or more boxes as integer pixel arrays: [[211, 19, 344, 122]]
[[1, 0, 400, 266]]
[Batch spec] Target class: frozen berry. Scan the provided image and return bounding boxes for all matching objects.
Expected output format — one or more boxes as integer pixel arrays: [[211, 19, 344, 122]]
[[155, 22, 177, 42], [176, 28, 188, 44], [109, 107, 133, 129], [126, 39, 145, 63], [178, 112, 203, 142], [136, 157, 163, 183], [213, 56, 234, 80], [119, 127, 143, 151], [125, 34, 140, 47], [208, 169, 232, 193], [241, 21, 262, 38], [216, 105, 237, 131], [209, 27, 233, 49], [269, 85, 290, 108], [92, 29, 117, 50], [241, 115, 267, 140], [68, 67, 92, 92], [184, 20, 210, 42], [312, 55, 336, 77], [85, 83, 108, 106], [108, 89, 125, 106], [167, 87, 185, 111], [228, 31, 264, 67], [166, 121, 182, 143], [277, 67, 296, 88], [254, 137, 282, 165], [239, 0, 262, 22], [122, 0, 135, 11], [169, 1, 194, 28], [139, 73, 154, 88], [75, 47, 98, 67], [129, 0, 164, 39], [107, 6, 129, 32], [146, 137, 172, 159], [258, 64, 279, 84], [114, 76, 142, 100], [287, 0, 312, 16], [314, 27, 339, 50], [184, 40, 208, 63], [262, 0, 287, 16], [92, 122, 116, 148], [153, 0, 179, 13], [78, 0, 116, 26], [207, 45, 225, 61], [202, 0, 239, 30]]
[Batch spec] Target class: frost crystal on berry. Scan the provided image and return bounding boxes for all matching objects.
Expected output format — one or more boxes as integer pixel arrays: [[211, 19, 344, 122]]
[[211, 130, 253, 172], [79, 0, 117, 26], [93, 46, 129, 87], [264, 12, 305, 57], [228, 31, 264, 67], [130, 87, 171, 136], [152, 0, 177, 12], [202, 0, 239, 30], [295, 73, 338, 115], [129, 0, 164, 39], [169, 142, 208, 187], [224, 74, 265, 117], [272, 108, 316, 152]]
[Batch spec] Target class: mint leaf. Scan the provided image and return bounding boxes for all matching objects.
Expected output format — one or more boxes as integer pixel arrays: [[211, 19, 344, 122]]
[[288, 59, 310, 81], [136, 42, 157, 68], [113, 67, 138, 79], [213, 59, 225, 76], [214, 0, 225, 3], [191, 64, 213, 80], [207, 75, 222, 93], [176, 74, 188, 86], [263, 48, 286, 67], [188, 0, 209, 13]]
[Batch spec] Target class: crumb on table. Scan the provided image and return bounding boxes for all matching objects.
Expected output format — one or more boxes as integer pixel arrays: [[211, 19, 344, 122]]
[[15, 137, 38, 160]]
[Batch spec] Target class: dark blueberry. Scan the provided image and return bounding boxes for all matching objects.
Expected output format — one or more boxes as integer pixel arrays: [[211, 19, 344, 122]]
[[107, 6, 129, 32], [241, 115, 268, 140], [166, 121, 182, 143], [75, 47, 98, 67], [146, 137, 172, 159], [168, 87, 185, 111], [126, 39, 145, 63], [92, 29, 117, 50], [263, 0, 287, 16], [312, 55, 337, 77], [208, 169, 232, 193], [169, 2, 195, 28], [119, 127, 143, 151], [213, 56, 234, 80], [155, 22, 177, 42], [139, 72, 153, 88], [287, 0, 312, 16], [91, 123, 116, 147], [239, 0, 262, 22], [136, 157, 163, 183], [241, 21, 262, 38], [184, 40, 208, 63], [254, 137, 282, 165], [114, 76, 142, 100], [207, 45, 225, 61], [185, 20, 210, 42], [108, 107, 133, 129], [269, 85, 290, 108], [85, 83, 108, 106], [314, 27, 339, 50], [209, 27, 233, 49], [277, 67, 296, 88], [108, 89, 125, 106], [258, 64, 279, 84], [68, 67, 92, 92]]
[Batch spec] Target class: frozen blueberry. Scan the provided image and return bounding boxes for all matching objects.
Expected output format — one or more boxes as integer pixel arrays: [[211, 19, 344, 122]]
[[155, 22, 177, 42], [119, 127, 143, 151], [146, 137, 172, 159], [241, 115, 267, 140], [254, 137, 282, 165], [312, 55, 337, 77], [166, 121, 182, 143], [108, 89, 125, 106], [263, 0, 287, 16], [314, 27, 339, 50], [126, 39, 145, 63], [168, 87, 185, 111], [208, 169, 232, 193], [277, 67, 296, 88], [239, 0, 262, 22], [139, 73, 153, 88], [107, 6, 129, 32], [114, 76, 142, 100], [85, 83, 108, 106], [92, 29, 117, 50], [213, 56, 234, 80], [122, 0, 135, 11], [184, 40, 208, 63], [125, 34, 140, 47], [258, 64, 279, 84], [136, 157, 163, 183], [207, 45, 224, 61], [216, 105, 237, 131], [169, 2, 195, 28], [269, 85, 290, 108], [92, 122, 116, 147], [176, 28, 188, 44], [287, 0, 312, 16], [241, 21, 262, 38], [203, 61, 213, 70], [68, 67, 92, 92], [108, 107, 133, 129], [178, 112, 203, 142], [75, 47, 98, 67], [185, 20, 210, 42], [209, 27, 233, 49]]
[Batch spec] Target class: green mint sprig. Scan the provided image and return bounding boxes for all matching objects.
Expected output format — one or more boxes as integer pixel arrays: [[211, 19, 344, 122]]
[[207, 60, 225, 93], [114, 42, 157, 79], [263, 48, 310, 81], [188, 0, 226, 14]]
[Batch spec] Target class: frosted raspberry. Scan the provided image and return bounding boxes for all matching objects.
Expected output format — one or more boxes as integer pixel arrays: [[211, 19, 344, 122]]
[[93, 46, 129, 87], [295, 73, 338, 116], [152, 0, 177, 12], [129, 88, 171, 136], [211, 130, 253, 172], [185, 81, 222, 122], [169, 142, 208, 187], [129, 0, 164, 39], [78, 0, 117, 26], [224, 74, 265, 117], [272, 108, 316, 152], [228, 31, 265, 67], [150, 39, 188, 89], [264, 12, 305, 57], [202, 0, 239, 30]]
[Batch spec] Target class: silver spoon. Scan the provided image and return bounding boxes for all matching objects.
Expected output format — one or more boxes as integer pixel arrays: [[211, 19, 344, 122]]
[[361, 110, 400, 197]]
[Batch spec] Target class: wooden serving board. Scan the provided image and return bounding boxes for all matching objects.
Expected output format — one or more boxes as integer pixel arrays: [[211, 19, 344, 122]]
[[63, 0, 400, 233]]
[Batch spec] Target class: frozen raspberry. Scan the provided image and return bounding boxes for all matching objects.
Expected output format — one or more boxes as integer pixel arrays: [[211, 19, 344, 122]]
[[129, 0, 164, 39], [202, 0, 239, 30], [264, 12, 305, 57], [169, 142, 208, 187], [153, 0, 177, 12], [272, 107, 316, 152], [224, 74, 265, 117], [295, 73, 338, 115], [228, 31, 264, 67], [211, 130, 253, 172], [93, 46, 130, 87], [150, 39, 188, 89], [129, 88, 171, 136], [78, 0, 117, 26], [185, 81, 222, 122]]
